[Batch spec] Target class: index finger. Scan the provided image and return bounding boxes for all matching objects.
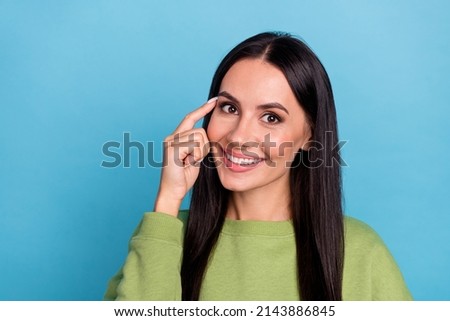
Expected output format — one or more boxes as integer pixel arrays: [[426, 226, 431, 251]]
[[173, 97, 218, 133]]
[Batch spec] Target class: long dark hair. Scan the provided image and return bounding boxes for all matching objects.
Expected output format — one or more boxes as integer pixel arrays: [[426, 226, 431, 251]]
[[181, 32, 344, 300]]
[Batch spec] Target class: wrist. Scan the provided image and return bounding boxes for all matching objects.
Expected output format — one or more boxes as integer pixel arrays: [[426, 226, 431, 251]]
[[153, 193, 182, 217]]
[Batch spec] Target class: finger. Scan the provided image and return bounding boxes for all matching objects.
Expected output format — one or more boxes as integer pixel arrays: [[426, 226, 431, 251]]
[[173, 97, 218, 134], [167, 129, 208, 149], [183, 144, 208, 167], [165, 130, 210, 166], [167, 141, 209, 168]]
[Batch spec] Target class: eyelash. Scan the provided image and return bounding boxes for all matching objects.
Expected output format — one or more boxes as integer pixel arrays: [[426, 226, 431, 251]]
[[220, 103, 239, 115], [261, 113, 281, 123], [219, 102, 282, 124]]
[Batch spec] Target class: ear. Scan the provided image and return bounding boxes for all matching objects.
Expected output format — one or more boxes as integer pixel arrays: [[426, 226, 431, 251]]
[[300, 124, 313, 151], [300, 132, 312, 151]]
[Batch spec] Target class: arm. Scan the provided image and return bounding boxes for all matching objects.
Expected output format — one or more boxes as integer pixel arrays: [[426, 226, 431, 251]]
[[105, 98, 216, 300], [343, 217, 413, 300], [370, 240, 413, 300], [104, 212, 185, 300]]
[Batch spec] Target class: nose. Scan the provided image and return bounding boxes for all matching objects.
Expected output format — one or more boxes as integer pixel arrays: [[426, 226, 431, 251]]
[[226, 116, 260, 148]]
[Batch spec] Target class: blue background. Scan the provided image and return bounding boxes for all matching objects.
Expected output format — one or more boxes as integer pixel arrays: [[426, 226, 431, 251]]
[[1, 0, 449, 300]]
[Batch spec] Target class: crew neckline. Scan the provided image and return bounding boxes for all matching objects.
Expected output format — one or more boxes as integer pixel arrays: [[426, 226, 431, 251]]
[[221, 218, 294, 236]]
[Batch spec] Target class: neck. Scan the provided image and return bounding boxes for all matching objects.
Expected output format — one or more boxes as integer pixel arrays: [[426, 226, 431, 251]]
[[226, 179, 291, 221]]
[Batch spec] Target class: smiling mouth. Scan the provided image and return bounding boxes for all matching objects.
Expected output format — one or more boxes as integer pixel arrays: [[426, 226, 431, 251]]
[[223, 149, 265, 167]]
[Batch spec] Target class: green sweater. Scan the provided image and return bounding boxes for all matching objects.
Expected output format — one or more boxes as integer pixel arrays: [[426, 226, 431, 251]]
[[104, 211, 412, 300]]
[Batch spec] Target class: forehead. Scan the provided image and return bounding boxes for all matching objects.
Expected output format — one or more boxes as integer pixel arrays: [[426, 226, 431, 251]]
[[219, 58, 297, 105]]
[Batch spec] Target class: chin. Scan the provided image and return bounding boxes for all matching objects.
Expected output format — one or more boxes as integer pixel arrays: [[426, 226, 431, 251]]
[[217, 176, 255, 192], [222, 184, 252, 193], [218, 174, 274, 193]]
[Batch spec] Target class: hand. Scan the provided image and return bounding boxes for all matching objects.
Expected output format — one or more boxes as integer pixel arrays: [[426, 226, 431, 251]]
[[154, 97, 218, 216]]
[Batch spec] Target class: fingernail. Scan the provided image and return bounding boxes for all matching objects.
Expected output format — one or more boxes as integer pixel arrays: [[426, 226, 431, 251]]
[[207, 96, 218, 104]]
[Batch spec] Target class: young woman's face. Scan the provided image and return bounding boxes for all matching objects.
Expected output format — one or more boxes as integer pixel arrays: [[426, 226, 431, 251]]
[[207, 58, 311, 193]]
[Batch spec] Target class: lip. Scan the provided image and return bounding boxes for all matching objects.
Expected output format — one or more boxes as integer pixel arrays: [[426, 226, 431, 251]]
[[220, 146, 265, 173]]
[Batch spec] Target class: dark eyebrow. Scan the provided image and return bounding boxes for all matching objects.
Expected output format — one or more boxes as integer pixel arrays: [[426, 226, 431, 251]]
[[257, 102, 289, 115], [218, 91, 239, 103], [218, 91, 290, 115]]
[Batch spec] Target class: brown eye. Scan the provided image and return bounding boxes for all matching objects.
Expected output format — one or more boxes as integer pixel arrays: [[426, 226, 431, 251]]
[[221, 104, 238, 114], [261, 113, 280, 123]]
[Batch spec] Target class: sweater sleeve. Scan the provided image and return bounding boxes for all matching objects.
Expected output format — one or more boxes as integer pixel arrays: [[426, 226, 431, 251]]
[[370, 239, 413, 300], [343, 217, 413, 300], [104, 212, 185, 300]]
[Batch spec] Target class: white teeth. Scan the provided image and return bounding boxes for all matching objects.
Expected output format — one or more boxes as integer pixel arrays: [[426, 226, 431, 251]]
[[225, 153, 261, 165]]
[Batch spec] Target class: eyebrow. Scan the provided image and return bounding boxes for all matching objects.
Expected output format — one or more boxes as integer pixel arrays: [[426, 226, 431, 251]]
[[218, 91, 290, 115]]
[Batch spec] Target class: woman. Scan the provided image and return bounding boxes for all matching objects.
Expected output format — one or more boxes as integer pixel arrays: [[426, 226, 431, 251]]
[[105, 32, 412, 300]]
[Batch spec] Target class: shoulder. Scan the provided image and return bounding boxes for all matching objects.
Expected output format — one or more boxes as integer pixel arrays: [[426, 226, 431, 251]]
[[343, 216, 412, 300], [343, 215, 390, 261], [344, 215, 384, 248]]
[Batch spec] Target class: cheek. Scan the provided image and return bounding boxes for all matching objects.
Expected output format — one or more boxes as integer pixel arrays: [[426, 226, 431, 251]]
[[267, 132, 304, 160], [206, 112, 224, 142]]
